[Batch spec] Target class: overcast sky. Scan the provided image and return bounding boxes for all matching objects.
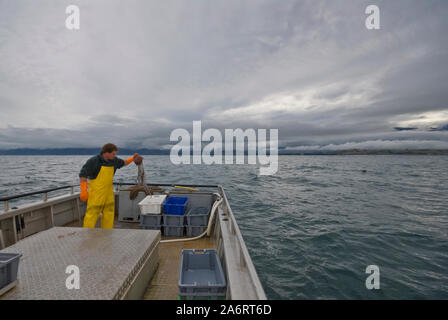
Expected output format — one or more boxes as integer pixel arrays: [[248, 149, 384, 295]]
[[0, 0, 447, 150]]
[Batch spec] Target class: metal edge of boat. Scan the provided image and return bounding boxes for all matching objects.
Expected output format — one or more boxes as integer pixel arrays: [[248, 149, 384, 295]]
[[0, 183, 267, 300]]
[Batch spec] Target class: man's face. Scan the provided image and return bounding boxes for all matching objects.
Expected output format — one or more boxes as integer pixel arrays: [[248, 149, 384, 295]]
[[103, 151, 117, 160]]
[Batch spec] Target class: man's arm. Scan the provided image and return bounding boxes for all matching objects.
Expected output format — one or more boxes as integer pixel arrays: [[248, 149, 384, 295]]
[[79, 157, 94, 178]]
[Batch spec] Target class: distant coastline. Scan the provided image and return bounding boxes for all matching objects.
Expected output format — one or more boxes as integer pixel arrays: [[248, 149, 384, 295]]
[[283, 149, 448, 155], [0, 148, 447, 155], [0, 148, 170, 155], [288, 149, 448, 156]]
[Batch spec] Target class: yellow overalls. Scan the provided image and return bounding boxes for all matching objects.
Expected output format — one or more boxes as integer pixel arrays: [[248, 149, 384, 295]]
[[83, 166, 115, 229]]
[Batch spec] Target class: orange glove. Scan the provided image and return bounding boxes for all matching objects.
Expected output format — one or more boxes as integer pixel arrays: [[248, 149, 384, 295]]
[[80, 181, 88, 202], [125, 153, 138, 165]]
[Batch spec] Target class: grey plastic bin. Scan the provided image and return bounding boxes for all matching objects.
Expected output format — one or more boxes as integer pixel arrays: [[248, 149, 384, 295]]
[[178, 249, 226, 299], [163, 214, 185, 226], [140, 214, 162, 227], [163, 225, 184, 237], [186, 225, 207, 237], [0, 253, 22, 290], [186, 207, 210, 226], [141, 225, 161, 231], [168, 192, 214, 211], [179, 293, 226, 300]]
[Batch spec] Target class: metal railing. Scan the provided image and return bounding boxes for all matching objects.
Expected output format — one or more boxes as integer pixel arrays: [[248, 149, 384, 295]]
[[0, 182, 220, 212], [0, 185, 76, 212]]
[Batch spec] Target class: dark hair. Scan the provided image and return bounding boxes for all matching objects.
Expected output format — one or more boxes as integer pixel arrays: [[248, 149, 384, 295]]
[[101, 143, 118, 155]]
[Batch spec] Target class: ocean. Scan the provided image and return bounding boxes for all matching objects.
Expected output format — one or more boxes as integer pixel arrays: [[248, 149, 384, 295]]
[[1, 155, 447, 299]]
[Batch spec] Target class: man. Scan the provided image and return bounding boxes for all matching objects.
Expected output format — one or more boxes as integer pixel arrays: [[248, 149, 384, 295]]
[[79, 143, 140, 229]]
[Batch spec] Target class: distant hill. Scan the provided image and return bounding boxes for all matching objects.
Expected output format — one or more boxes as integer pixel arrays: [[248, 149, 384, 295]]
[[335, 149, 448, 155], [282, 149, 448, 155], [0, 148, 447, 155], [0, 148, 170, 155]]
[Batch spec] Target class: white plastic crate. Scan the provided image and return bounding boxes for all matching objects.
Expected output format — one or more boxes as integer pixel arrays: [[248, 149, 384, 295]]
[[138, 194, 167, 215]]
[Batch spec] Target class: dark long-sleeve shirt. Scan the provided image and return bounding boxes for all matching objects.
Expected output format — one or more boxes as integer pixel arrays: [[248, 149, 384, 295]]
[[79, 154, 125, 179]]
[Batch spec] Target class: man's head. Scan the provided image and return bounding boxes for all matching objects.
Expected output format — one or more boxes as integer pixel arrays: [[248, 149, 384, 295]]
[[101, 143, 118, 160]]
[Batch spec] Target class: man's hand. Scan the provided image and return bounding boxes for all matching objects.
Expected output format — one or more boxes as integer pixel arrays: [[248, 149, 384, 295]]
[[80, 180, 88, 202]]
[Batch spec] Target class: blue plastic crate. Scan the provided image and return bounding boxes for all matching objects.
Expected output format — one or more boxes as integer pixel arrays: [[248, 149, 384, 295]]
[[163, 214, 185, 226], [178, 249, 227, 298], [163, 225, 184, 237], [0, 253, 22, 291], [186, 225, 207, 237], [186, 207, 210, 226], [163, 197, 189, 215]]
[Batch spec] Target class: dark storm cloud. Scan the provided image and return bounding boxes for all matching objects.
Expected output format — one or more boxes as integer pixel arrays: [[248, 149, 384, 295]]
[[0, 0, 447, 150]]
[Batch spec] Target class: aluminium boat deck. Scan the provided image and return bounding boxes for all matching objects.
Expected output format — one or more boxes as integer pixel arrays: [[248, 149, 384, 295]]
[[0, 184, 267, 300]]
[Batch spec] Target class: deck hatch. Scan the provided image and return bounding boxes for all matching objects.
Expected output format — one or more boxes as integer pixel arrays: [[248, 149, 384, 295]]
[[0, 227, 159, 300]]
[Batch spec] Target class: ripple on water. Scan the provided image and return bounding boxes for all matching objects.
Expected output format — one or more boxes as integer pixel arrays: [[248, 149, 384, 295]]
[[0, 155, 447, 299]]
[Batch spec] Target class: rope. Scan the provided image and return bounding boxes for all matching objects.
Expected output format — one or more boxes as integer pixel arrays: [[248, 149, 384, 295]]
[[122, 185, 165, 200], [122, 162, 164, 200]]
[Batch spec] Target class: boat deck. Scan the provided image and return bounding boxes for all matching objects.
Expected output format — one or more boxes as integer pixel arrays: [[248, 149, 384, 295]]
[[0, 186, 267, 300], [65, 218, 217, 300]]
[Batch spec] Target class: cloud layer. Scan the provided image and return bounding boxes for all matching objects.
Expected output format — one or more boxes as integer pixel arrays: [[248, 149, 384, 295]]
[[0, 0, 447, 150]]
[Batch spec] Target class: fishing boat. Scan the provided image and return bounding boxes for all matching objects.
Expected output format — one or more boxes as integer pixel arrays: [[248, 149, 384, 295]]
[[0, 183, 266, 300]]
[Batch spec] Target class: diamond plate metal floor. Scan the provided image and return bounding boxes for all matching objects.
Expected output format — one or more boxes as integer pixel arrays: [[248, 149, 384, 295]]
[[0, 227, 160, 300]]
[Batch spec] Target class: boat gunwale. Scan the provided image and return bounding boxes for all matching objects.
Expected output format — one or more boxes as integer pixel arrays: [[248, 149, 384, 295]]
[[0, 183, 220, 202], [217, 185, 267, 300]]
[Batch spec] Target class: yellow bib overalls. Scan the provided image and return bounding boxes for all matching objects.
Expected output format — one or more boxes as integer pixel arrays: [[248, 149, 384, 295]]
[[83, 166, 115, 229]]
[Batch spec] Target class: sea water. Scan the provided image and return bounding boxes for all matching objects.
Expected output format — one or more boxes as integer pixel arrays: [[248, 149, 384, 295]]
[[0, 155, 447, 299]]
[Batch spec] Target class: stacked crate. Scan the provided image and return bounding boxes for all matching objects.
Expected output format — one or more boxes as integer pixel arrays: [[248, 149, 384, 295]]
[[162, 197, 189, 237], [138, 195, 167, 230], [140, 193, 215, 238], [185, 207, 210, 237]]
